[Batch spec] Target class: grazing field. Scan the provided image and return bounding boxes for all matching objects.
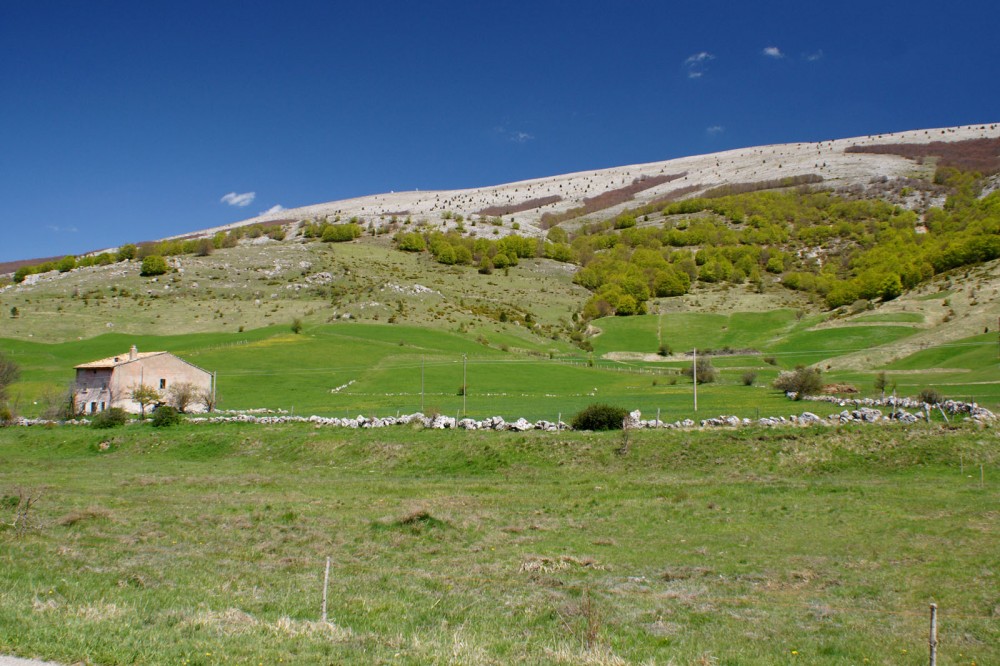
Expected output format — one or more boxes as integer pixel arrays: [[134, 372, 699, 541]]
[[3, 310, 998, 422], [0, 423, 997, 665]]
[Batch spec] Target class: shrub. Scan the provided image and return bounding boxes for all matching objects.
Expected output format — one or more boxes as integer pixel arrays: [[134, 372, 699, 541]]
[[291, 318, 303, 334], [657, 343, 672, 357], [571, 403, 629, 431], [322, 223, 362, 242], [918, 388, 944, 405], [741, 371, 757, 386], [396, 232, 426, 252], [151, 405, 182, 427], [773, 366, 823, 400], [90, 407, 128, 429], [681, 357, 717, 384], [140, 255, 169, 276]]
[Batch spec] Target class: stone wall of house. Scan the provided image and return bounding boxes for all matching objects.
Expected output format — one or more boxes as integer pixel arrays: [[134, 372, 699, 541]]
[[111, 355, 213, 414]]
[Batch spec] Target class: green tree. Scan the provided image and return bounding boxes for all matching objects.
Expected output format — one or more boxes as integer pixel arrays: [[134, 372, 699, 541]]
[[396, 232, 426, 252], [140, 255, 169, 276], [130, 384, 161, 420], [117, 244, 137, 261], [322, 223, 361, 242]]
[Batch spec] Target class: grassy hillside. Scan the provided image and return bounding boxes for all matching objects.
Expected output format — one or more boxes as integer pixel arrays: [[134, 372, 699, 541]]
[[1, 424, 996, 665]]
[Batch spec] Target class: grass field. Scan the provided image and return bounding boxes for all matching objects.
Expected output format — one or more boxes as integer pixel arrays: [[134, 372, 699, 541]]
[[1, 423, 997, 665], [3, 311, 998, 421]]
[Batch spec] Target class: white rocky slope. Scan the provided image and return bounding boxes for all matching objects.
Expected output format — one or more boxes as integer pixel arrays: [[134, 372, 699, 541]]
[[182, 123, 999, 240]]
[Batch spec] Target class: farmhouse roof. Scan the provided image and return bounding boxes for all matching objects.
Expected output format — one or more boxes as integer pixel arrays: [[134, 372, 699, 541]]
[[75, 351, 167, 369]]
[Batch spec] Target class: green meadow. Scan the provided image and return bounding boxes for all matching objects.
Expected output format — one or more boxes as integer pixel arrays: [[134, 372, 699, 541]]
[[2, 307, 998, 422], [1, 423, 996, 665]]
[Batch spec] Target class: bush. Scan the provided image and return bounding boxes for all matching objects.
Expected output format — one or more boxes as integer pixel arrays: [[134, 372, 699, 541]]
[[681, 357, 717, 384], [90, 407, 128, 429], [918, 388, 944, 405], [140, 255, 169, 276], [151, 405, 182, 427], [291, 318, 303, 334], [741, 371, 757, 386], [657, 343, 672, 357], [773, 366, 823, 400], [322, 223, 362, 242], [571, 403, 629, 431]]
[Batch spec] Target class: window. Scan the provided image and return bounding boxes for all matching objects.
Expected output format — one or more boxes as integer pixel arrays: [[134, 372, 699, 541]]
[[90, 402, 97, 413], [160, 378, 167, 389]]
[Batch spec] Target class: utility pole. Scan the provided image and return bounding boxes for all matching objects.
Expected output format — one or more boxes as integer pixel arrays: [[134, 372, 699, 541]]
[[693, 347, 698, 412], [421, 355, 425, 413], [462, 353, 467, 416]]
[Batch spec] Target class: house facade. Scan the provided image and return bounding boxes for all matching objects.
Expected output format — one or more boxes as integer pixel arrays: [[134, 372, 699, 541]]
[[74, 345, 214, 414]]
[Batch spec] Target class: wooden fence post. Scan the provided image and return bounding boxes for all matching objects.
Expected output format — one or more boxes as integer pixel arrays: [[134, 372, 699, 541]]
[[322, 556, 331, 623], [929, 603, 937, 666]]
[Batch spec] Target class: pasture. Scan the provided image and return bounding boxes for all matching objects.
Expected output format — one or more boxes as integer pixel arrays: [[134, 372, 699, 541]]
[[0, 423, 997, 665]]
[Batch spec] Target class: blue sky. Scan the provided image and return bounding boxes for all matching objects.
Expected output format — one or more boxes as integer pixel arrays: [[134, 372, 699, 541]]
[[2, 0, 998, 262]]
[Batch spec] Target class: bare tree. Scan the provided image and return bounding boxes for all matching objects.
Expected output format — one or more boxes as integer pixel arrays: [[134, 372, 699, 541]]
[[2, 487, 42, 536], [197, 387, 217, 413], [167, 382, 199, 413], [130, 384, 161, 420], [0, 352, 20, 403]]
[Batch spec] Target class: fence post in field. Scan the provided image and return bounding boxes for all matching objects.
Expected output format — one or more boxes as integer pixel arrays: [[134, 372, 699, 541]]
[[322, 556, 331, 623], [693, 348, 698, 413], [928, 603, 937, 666]]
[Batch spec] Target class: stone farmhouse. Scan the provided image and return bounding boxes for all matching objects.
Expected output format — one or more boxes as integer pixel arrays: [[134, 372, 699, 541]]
[[74, 345, 214, 414]]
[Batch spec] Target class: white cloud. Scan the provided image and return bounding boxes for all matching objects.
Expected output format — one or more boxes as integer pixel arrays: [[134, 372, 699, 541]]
[[45, 225, 78, 233], [762, 46, 784, 59], [510, 131, 534, 144], [805, 49, 824, 62], [684, 51, 714, 78], [220, 191, 256, 207], [706, 125, 725, 136], [259, 204, 285, 216]]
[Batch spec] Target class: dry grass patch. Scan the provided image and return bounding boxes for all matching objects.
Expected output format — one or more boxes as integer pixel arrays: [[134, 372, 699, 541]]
[[519, 555, 606, 573]]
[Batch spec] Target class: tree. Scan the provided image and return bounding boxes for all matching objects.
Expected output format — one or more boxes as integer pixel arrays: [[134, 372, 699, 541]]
[[0, 352, 20, 404], [9, 307, 18, 319], [874, 371, 888, 398], [130, 384, 161, 420], [291, 318, 303, 334], [681, 356, 717, 384], [117, 244, 137, 261], [197, 387, 217, 412], [773, 366, 823, 400], [140, 255, 169, 276], [167, 382, 199, 413], [322, 223, 362, 242]]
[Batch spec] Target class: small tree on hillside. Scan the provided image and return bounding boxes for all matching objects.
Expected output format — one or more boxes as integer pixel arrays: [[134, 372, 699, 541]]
[[130, 384, 161, 420], [140, 255, 169, 276], [167, 382, 199, 413], [0, 352, 20, 405]]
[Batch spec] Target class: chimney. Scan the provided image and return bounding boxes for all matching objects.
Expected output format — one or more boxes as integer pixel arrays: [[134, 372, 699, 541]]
[[129, 344, 138, 361]]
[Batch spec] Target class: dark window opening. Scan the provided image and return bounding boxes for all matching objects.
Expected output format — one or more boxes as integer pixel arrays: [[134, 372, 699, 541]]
[[160, 378, 167, 389]]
